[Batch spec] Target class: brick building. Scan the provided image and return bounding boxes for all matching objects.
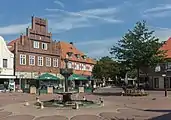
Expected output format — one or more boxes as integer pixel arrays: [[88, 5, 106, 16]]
[[57, 41, 96, 78], [8, 16, 61, 89]]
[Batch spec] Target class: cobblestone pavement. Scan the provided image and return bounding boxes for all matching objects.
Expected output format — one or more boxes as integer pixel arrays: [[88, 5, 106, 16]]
[[0, 89, 171, 119]]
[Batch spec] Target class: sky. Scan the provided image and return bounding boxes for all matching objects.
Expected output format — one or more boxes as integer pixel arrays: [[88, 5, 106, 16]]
[[1, 0, 171, 58]]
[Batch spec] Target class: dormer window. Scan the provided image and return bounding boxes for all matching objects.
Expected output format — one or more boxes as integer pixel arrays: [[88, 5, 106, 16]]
[[75, 54, 80, 59], [82, 55, 87, 59], [67, 52, 73, 58]]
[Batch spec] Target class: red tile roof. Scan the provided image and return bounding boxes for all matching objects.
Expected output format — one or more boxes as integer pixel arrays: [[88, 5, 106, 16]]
[[58, 41, 96, 64], [160, 37, 171, 58], [7, 39, 18, 46]]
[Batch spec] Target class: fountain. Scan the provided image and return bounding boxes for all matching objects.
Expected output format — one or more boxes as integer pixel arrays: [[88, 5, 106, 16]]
[[35, 57, 99, 109]]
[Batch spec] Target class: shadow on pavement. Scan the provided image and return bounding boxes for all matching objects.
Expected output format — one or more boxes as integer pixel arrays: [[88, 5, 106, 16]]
[[150, 112, 171, 120], [145, 109, 171, 113], [144, 109, 171, 120], [93, 92, 122, 96]]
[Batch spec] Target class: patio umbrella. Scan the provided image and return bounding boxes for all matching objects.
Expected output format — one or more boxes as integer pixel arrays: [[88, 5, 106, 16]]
[[68, 74, 88, 81], [37, 73, 60, 80]]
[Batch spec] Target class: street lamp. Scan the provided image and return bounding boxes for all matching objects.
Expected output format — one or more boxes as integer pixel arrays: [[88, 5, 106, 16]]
[[162, 73, 167, 97]]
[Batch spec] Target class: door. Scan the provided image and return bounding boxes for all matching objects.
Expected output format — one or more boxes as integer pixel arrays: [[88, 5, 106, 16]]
[[154, 78, 159, 88]]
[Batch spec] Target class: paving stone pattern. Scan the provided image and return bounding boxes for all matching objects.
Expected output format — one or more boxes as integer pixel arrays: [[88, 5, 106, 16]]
[[0, 89, 171, 119]]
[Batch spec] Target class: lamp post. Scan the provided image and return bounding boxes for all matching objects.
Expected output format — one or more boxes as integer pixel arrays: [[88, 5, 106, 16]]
[[162, 73, 167, 97]]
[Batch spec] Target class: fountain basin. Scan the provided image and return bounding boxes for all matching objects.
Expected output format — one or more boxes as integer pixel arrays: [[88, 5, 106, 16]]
[[35, 99, 99, 108]]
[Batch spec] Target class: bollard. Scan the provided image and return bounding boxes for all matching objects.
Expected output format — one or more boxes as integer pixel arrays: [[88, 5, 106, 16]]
[[75, 102, 79, 109], [36, 97, 40, 103], [99, 97, 104, 106], [58, 96, 62, 101], [83, 96, 86, 101], [141, 89, 145, 94], [121, 91, 125, 96], [101, 100, 104, 106], [40, 102, 44, 109], [24, 101, 29, 106]]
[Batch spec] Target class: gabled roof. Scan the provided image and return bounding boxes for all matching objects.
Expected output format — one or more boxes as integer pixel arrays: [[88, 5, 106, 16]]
[[160, 37, 171, 58], [58, 41, 96, 64], [7, 39, 18, 46]]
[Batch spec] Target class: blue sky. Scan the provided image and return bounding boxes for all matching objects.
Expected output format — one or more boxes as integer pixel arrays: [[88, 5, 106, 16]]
[[1, 0, 171, 58]]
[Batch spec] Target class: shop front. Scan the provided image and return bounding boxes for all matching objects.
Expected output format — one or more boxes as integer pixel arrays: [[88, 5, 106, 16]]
[[0, 75, 16, 91]]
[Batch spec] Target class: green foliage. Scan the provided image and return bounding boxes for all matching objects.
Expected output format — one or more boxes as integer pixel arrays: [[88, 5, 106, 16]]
[[110, 20, 166, 73], [127, 69, 137, 78], [92, 56, 119, 80]]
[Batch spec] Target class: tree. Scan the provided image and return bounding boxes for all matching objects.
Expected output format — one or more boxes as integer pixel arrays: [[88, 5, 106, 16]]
[[110, 21, 166, 86], [92, 56, 119, 81]]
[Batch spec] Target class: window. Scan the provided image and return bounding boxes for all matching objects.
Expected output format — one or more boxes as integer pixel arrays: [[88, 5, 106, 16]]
[[53, 58, 58, 67], [42, 43, 47, 50], [3, 59, 7, 68], [68, 62, 72, 68], [29, 55, 35, 65], [20, 54, 26, 65], [33, 41, 39, 48], [75, 54, 80, 59], [167, 62, 171, 71], [46, 57, 51, 67], [76, 64, 79, 70], [38, 56, 43, 66]]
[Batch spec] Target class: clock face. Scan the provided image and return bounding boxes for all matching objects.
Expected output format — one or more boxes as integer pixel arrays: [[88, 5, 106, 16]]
[[39, 36, 41, 40]]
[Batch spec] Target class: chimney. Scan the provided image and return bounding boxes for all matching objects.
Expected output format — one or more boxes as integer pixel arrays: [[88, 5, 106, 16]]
[[20, 34, 24, 45], [31, 15, 35, 30]]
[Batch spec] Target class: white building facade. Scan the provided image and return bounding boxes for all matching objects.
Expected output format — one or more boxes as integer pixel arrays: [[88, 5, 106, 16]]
[[0, 36, 16, 79]]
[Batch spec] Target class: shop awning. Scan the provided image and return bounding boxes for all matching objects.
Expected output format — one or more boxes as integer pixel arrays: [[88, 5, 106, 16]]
[[68, 74, 88, 81], [37, 73, 60, 80], [56, 73, 65, 80], [0, 75, 16, 79]]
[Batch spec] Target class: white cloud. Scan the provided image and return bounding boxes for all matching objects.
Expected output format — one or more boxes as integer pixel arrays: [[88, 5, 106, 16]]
[[143, 4, 171, 18], [54, 0, 64, 8], [144, 4, 171, 13], [79, 7, 117, 16], [0, 23, 29, 35], [46, 7, 122, 33], [153, 27, 171, 41], [46, 8, 122, 23], [48, 14, 91, 33], [84, 0, 105, 4], [75, 38, 118, 58], [143, 11, 171, 18]]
